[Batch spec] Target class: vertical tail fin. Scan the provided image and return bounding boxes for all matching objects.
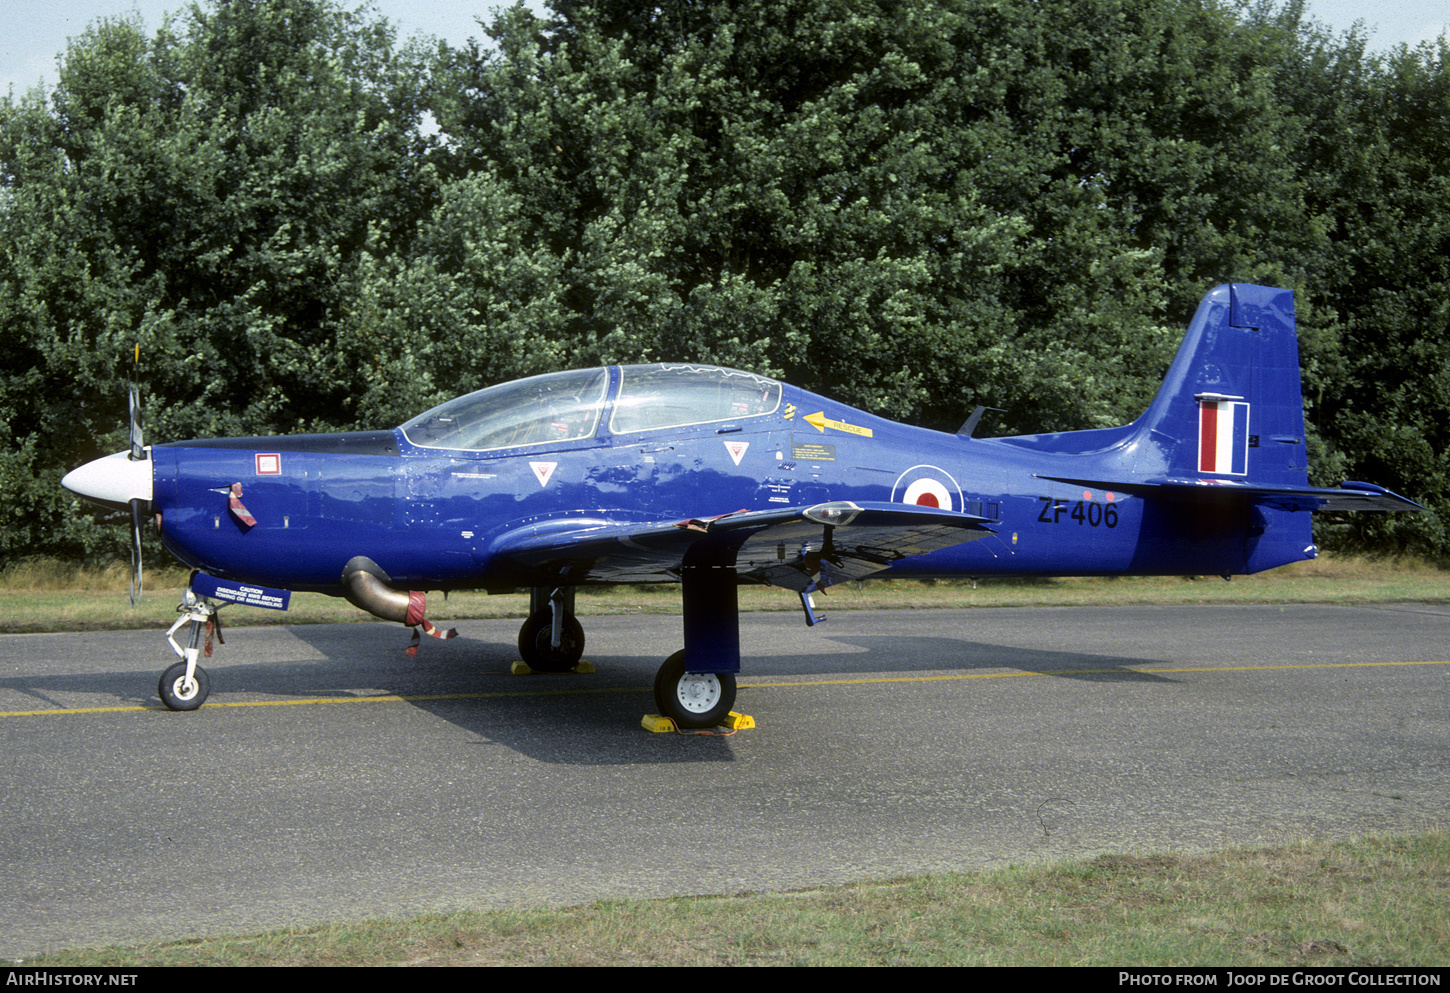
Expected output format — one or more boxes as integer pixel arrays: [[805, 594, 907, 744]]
[[1004, 283, 1416, 574], [1132, 284, 1313, 573], [1137, 283, 1308, 487]]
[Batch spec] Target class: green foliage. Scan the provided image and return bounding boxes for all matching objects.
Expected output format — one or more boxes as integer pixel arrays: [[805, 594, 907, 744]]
[[1, 0, 1447, 559], [1, 0, 433, 555]]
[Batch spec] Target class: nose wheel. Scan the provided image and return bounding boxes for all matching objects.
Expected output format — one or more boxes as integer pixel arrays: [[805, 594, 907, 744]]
[[158, 660, 210, 711], [653, 650, 737, 729]]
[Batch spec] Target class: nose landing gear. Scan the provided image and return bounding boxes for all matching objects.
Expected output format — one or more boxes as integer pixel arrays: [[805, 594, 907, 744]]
[[158, 588, 219, 710]]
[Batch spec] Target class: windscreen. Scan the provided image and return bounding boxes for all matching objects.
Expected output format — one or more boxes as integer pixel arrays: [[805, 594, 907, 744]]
[[400, 368, 609, 452]]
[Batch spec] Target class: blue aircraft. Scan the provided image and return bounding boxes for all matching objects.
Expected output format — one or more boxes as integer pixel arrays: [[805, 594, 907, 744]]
[[62, 283, 1419, 728]]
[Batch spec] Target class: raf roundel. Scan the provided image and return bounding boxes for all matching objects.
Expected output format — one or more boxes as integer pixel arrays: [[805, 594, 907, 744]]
[[891, 465, 963, 513], [903, 477, 951, 508]]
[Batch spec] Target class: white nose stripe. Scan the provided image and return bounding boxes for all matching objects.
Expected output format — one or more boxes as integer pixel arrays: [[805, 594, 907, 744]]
[[61, 450, 153, 506]]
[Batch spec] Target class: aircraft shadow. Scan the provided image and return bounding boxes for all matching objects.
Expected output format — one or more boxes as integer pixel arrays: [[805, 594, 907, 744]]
[[744, 633, 1180, 683], [276, 623, 742, 765], [274, 622, 1179, 764], [2, 622, 1177, 767], [0, 670, 175, 713]]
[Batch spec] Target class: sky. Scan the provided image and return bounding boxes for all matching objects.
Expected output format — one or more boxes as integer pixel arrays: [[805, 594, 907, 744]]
[[4, 0, 1448, 100]]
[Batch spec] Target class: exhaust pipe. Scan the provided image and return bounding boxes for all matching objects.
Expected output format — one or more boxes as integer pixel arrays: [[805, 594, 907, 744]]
[[341, 555, 415, 623], [341, 556, 456, 650]]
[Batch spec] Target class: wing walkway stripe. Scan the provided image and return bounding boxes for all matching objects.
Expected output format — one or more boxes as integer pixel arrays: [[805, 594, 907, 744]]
[[3, 659, 1447, 718]]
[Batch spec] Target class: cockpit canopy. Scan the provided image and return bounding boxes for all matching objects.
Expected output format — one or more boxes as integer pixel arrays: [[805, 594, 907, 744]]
[[610, 364, 781, 433], [399, 364, 781, 452]]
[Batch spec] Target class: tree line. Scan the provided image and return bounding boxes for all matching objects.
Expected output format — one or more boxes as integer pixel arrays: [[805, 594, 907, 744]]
[[2, 0, 1447, 561]]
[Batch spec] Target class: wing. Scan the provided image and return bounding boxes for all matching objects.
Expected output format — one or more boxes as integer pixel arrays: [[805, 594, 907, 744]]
[[485, 500, 995, 591]]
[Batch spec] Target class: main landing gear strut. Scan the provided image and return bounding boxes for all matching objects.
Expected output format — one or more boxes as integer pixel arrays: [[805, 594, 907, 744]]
[[521, 566, 743, 730], [653, 561, 740, 728]]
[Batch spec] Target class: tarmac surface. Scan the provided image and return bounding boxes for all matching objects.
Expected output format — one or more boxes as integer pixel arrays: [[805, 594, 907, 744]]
[[2, 601, 1447, 956]]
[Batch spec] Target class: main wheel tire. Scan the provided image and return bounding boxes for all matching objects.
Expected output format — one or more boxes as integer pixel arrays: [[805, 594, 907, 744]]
[[517, 611, 585, 672], [653, 650, 737, 729], [158, 661, 210, 711]]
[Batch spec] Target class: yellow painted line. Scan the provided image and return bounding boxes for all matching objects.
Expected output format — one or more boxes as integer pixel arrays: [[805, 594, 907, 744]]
[[2, 703, 168, 717], [3, 660, 1446, 718], [0, 685, 645, 718], [741, 659, 1450, 690]]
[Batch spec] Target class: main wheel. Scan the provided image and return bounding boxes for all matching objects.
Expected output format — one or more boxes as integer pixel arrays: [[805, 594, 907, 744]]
[[653, 650, 737, 729], [158, 661, 210, 711], [517, 611, 585, 672]]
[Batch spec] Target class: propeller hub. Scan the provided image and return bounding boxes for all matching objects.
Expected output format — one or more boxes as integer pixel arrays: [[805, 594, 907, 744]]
[[61, 450, 154, 508]]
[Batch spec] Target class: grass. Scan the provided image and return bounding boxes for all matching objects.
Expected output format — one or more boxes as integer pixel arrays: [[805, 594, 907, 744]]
[[15, 832, 1449, 966], [2, 552, 1447, 634]]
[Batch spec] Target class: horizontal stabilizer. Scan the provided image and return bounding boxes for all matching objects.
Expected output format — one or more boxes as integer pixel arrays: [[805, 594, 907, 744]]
[[1034, 475, 1421, 513]]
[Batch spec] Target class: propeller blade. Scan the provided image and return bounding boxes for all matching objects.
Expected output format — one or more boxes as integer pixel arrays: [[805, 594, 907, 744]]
[[128, 364, 146, 604], [128, 383, 146, 462], [128, 498, 144, 607]]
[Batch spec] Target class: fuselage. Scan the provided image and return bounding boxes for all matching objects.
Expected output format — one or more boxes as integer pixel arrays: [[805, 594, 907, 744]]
[[145, 363, 1289, 595]]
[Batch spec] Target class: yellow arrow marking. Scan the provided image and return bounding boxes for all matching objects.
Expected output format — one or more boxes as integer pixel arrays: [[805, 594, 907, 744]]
[[803, 412, 873, 438]]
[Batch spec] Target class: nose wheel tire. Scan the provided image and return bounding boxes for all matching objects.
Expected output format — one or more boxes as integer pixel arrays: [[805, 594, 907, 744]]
[[653, 650, 736, 729], [158, 661, 210, 711], [517, 611, 585, 672]]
